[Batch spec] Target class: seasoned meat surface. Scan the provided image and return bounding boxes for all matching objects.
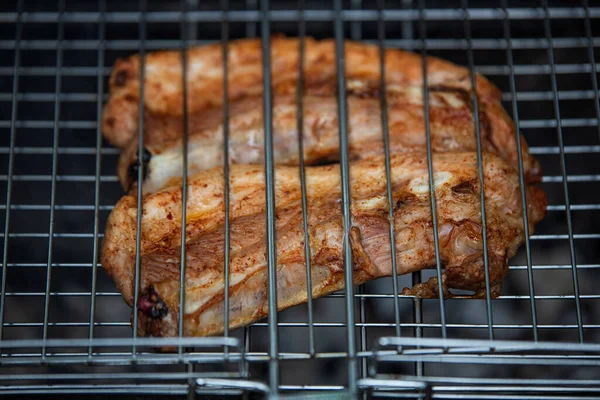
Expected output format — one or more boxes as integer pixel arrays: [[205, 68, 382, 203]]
[[119, 90, 539, 194], [101, 152, 546, 338], [103, 37, 540, 193], [102, 37, 500, 148]]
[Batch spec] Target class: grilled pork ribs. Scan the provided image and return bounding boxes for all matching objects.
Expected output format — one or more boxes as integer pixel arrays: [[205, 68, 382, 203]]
[[101, 38, 546, 338]]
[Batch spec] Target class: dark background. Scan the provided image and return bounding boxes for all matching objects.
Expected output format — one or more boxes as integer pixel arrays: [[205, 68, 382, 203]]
[[0, 0, 599, 397]]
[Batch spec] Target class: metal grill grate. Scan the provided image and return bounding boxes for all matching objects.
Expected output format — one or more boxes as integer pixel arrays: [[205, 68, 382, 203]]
[[1, 0, 600, 398]]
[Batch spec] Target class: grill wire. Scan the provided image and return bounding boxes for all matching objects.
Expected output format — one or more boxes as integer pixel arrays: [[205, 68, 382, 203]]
[[1, 0, 600, 398]]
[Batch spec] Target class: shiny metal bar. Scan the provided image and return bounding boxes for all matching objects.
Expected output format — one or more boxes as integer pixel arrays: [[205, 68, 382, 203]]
[[412, 273, 424, 376], [542, 174, 600, 183], [41, 0, 65, 360], [333, 0, 358, 395], [221, 0, 232, 350], [349, 2, 368, 389], [259, 0, 280, 394], [461, 0, 494, 340], [351, 0, 362, 40], [186, 362, 195, 400], [502, 0, 538, 342], [412, 2, 425, 379], [87, 0, 106, 358], [2, 382, 600, 398], [4, 117, 600, 131], [2, 61, 600, 78], [378, 336, 600, 352], [131, 0, 147, 357], [0, 336, 241, 348], [0, 372, 243, 381], [583, 0, 600, 142], [220, 4, 239, 381], [0, 0, 23, 343], [243, 325, 251, 378], [4, 34, 600, 51], [4, 88, 600, 104], [0, 170, 588, 184], [5, 36, 600, 51], [419, 0, 447, 339], [542, 0, 584, 343], [1, 7, 599, 23], [242, 0, 255, 371], [377, 0, 401, 340], [246, 0, 257, 37], [0, 93, 102, 101], [296, 0, 316, 357], [7, 231, 600, 240], [6, 289, 600, 300], [0, 146, 114, 155], [401, 0, 414, 41], [6, 320, 600, 331], [178, 0, 190, 357]]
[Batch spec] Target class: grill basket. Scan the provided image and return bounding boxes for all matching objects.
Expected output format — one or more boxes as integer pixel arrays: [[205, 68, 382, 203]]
[[1, 0, 600, 398]]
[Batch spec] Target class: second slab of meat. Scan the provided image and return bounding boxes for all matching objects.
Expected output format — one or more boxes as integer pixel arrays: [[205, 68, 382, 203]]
[[118, 90, 541, 194], [103, 38, 541, 194]]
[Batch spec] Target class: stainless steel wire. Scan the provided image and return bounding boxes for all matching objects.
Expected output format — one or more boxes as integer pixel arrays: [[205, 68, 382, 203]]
[[583, 0, 600, 148], [4, 36, 600, 52], [0, 0, 23, 344], [41, 0, 65, 359], [412, 1, 424, 376], [377, 0, 402, 340], [178, 0, 190, 357], [1, 1, 600, 398], [0, 7, 598, 24], [502, 0, 538, 342], [87, 0, 106, 357], [350, 4, 369, 394], [542, 0, 584, 343], [259, 0, 280, 393], [241, 1, 254, 377], [418, 0, 447, 339], [461, 0, 494, 340], [2, 117, 600, 132], [295, 0, 316, 357], [131, 0, 147, 356], [2, 61, 600, 77], [221, 0, 232, 353], [349, 2, 369, 390], [1, 230, 597, 240], [334, 0, 358, 395]]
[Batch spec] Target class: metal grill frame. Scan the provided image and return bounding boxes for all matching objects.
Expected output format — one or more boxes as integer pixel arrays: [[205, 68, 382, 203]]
[[1, 0, 600, 398]]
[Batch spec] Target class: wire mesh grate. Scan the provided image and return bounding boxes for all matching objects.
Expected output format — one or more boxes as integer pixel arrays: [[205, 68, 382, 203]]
[[1, 0, 600, 398]]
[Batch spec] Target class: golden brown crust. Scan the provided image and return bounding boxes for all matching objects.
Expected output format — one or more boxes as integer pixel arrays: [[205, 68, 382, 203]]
[[101, 151, 546, 338], [101, 37, 501, 149], [102, 196, 137, 305]]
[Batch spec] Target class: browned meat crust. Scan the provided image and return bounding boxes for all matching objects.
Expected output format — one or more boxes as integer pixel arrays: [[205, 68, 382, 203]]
[[118, 90, 540, 194], [101, 152, 546, 338], [102, 37, 541, 193]]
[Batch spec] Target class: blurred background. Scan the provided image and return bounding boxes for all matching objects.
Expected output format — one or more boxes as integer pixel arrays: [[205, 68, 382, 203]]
[[0, 0, 599, 397]]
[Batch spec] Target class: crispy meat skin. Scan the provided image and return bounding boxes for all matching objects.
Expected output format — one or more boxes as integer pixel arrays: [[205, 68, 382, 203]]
[[101, 152, 546, 337], [103, 37, 541, 190]]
